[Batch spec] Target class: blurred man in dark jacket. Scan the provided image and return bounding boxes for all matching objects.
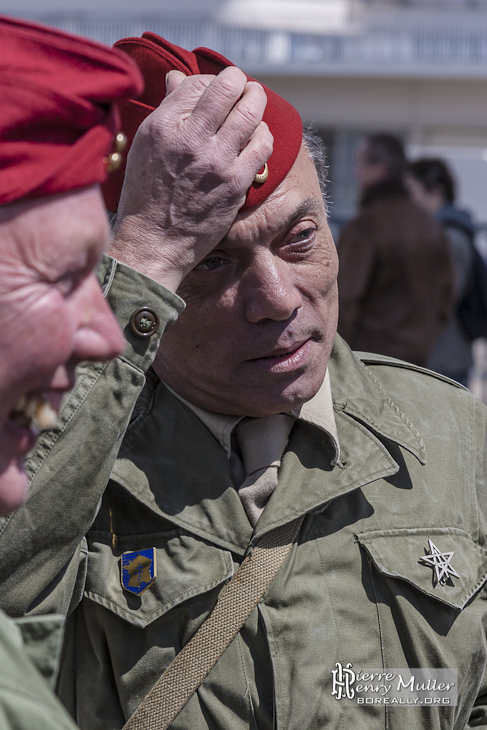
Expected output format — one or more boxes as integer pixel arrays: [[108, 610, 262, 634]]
[[337, 133, 453, 366]]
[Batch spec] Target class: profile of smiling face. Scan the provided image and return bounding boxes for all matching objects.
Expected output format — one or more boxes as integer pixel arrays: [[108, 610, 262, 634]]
[[0, 184, 125, 514], [154, 143, 339, 417]]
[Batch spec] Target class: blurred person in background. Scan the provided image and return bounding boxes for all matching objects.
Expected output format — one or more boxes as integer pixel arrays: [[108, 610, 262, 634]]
[[337, 133, 453, 366], [407, 157, 475, 386]]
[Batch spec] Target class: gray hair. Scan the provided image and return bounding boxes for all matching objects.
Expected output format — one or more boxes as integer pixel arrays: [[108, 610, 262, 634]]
[[302, 123, 328, 208]]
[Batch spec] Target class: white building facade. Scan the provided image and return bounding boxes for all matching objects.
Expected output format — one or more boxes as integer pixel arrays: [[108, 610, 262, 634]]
[[5, 0, 487, 225]]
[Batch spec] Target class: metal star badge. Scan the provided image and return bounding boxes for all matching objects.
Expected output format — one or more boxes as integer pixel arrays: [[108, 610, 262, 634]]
[[419, 539, 460, 586]]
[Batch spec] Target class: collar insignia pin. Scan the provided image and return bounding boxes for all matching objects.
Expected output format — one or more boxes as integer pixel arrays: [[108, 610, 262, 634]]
[[419, 539, 460, 586], [121, 548, 157, 596]]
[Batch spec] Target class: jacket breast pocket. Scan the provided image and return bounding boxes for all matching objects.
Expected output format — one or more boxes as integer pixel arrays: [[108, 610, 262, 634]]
[[354, 526, 487, 719], [355, 526, 487, 611], [84, 529, 234, 628], [354, 527, 487, 728]]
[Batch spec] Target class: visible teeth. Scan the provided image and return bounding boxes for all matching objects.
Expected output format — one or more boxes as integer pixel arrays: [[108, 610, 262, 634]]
[[10, 393, 58, 430], [35, 401, 58, 429], [24, 395, 42, 420]]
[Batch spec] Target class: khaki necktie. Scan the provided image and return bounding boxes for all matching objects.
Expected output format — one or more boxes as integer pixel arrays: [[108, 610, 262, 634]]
[[235, 414, 295, 526], [122, 412, 301, 730]]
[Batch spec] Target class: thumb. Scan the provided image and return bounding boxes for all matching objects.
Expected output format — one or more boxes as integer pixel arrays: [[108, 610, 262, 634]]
[[165, 70, 188, 96]]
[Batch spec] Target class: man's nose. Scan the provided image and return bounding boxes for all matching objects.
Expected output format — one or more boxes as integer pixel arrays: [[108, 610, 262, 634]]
[[71, 275, 125, 363], [244, 255, 303, 323]]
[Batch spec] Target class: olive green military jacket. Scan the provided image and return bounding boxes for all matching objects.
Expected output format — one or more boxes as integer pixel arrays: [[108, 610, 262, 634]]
[[0, 257, 486, 730], [0, 610, 79, 729]]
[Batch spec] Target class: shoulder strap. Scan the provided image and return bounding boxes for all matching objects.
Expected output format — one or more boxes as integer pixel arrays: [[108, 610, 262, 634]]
[[122, 516, 304, 730]]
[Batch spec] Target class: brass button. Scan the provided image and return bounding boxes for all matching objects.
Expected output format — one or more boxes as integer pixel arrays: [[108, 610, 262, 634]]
[[106, 151, 122, 173], [104, 131, 127, 173], [130, 308, 160, 337]]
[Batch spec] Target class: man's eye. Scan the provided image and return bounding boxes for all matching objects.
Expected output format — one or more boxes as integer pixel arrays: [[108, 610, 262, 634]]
[[288, 227, 315, 245], [194, 256, 228, 272], [56, 272, 84, 295]]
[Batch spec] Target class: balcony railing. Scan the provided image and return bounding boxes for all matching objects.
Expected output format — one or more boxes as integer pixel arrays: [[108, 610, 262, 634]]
[[23, 15, 487, 76], [362, 0, 487, 6]]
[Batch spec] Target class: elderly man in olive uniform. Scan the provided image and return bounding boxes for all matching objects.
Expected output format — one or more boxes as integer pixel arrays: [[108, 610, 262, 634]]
[[0, 14, 141, 730], [1, 33, 486, 730]]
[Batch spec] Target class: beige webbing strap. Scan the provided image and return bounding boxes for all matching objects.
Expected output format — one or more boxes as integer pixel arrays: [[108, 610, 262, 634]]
[[123, 516, 304, 730]]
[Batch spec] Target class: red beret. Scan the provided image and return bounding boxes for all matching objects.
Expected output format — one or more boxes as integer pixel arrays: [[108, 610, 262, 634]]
[[102, 33, 303, 213], [0, 15, 144, 205]]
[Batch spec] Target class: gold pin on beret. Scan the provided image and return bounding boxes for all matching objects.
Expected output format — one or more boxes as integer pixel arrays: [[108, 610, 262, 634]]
[[254, 162, 269, 185], [105, 131, 127, 173]]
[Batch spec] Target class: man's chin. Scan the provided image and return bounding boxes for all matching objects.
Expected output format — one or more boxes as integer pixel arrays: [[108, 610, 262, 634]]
[[0, 459, 29, 516], [223, 372, 327, 418]]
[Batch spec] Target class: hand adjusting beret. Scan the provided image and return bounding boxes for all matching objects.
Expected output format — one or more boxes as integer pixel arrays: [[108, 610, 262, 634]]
[[102, 32, 303, 213]]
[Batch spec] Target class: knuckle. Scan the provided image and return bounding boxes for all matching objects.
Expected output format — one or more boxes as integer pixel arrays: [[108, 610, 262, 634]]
[[141, 102, 173, 132], [184, 73, 215, 94], [245, 80, 267, 101], [211, 68, 246, 102], [260, 127, 274, 157], [198, 151, 242, 196], [220, 65, 247, 85], [235, 98, 262, 127], [137, 115, 162, 143], [248, 126, 274, 161], [228, 169, 251, 199], [241, 82, 267, 113]]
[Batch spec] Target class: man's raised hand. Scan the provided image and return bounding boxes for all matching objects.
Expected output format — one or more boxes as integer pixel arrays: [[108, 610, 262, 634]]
[[110, 66, 273, 292]]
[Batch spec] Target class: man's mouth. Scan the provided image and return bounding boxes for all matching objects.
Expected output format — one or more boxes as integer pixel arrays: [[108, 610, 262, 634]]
[[249, 339, 313, 371], [253, 339, 309, 359], [9, 393, 59, 431]]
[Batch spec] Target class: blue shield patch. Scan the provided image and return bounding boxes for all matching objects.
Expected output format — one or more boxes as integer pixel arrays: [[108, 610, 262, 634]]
[[120, 548, 157, 596]]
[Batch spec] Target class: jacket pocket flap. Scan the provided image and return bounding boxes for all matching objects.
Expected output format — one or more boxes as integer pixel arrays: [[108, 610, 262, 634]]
[[84, 530, 234, 628], [355, 527, 487, 610]]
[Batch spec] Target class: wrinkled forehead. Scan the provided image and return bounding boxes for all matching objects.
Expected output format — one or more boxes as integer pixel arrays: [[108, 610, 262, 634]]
[[0, 186, 109, 263], [227, 145, 325, 241]]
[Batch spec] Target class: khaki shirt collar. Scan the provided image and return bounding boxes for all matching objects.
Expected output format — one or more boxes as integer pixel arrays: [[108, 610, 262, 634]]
[[163, 369, 340, 465]]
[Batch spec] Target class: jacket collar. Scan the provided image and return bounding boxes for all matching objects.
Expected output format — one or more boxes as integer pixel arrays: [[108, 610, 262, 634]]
[[329, 335, 425, 465], [112, 335, 425, 554], [252, 337, 425, 542], [164, 368, 340, 465]]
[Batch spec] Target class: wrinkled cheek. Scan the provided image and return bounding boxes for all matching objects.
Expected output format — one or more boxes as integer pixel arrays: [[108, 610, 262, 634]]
[[323, 275, 339, 309], [329, 283, 339, 320], [309, 284, 338, 355], [0, 459, 28, 516], [0, 319, 73, 385], [327, 291, 339, 345], [158, 312, 237, 387], [186, 327, 236, 375], [312, 273, 338, 315]]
